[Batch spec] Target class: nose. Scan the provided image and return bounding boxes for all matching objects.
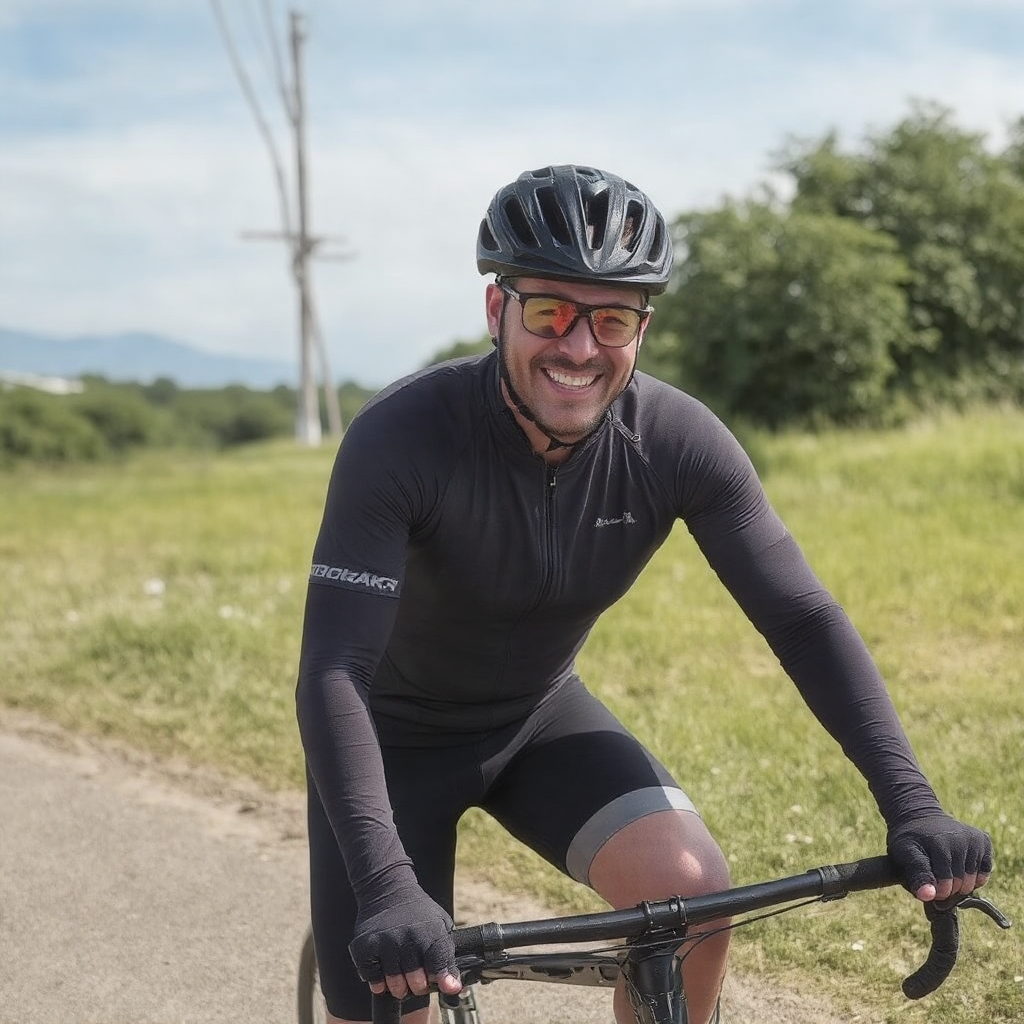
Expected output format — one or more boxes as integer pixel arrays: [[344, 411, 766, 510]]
[[554, 315, 602, 361]]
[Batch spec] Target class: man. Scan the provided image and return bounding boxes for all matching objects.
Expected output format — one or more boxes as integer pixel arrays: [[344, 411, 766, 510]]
[[296, 164, 992, 1024]]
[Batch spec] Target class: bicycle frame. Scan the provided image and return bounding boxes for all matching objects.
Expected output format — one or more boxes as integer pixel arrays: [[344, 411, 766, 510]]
[[321, 854, 1010, 1024]]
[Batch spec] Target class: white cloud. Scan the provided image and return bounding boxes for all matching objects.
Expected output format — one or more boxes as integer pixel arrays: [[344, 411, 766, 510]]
[[3, 1, 1024, 386]]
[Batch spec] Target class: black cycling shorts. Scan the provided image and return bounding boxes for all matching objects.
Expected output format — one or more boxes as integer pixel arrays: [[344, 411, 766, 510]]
[[306, 677, 696, 1020]]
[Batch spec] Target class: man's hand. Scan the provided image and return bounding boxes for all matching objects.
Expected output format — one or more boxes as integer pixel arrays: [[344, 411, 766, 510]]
[[349, 885, 461, 1002], [887, 812, 993, 902]]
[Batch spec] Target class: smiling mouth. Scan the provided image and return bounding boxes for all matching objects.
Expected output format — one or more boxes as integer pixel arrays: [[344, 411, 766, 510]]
[[544, 368, 599, 389]]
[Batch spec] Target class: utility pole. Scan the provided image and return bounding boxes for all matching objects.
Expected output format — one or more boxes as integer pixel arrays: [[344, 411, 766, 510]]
[[212, 1, 350, 446], [290, 10, 320, 445]]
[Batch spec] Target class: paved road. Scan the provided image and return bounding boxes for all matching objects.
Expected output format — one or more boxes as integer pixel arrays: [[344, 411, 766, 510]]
[[0, 723, 312, 1023], [0, 717, 612, 1024], [0, 714, 848, 1023]]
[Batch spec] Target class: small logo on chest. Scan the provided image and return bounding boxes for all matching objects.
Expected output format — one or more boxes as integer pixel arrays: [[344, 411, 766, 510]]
[[594, 511, 637, 528]]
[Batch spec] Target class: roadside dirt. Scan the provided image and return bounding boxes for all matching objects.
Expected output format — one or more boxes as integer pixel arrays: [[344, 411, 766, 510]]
[[0, 710, 861, 1023]]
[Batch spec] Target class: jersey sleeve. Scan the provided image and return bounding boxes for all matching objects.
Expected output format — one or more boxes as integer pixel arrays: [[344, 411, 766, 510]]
[[295, 399, 434, 906], [675, 408, 941, 826]]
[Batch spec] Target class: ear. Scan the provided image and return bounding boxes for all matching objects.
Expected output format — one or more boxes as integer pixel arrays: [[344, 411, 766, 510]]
[[485, 282, 504, 338], [636, 315, 651, 351]]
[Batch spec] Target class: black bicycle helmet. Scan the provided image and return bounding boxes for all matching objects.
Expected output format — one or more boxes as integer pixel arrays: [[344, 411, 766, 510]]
[[477, 165, 673, 294]]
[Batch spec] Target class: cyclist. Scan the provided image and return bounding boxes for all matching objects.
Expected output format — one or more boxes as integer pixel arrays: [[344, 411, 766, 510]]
[[295, 164, 993, 1024]]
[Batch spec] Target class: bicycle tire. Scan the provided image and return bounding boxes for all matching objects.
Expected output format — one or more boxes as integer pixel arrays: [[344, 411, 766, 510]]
[[297, 928, 327, 1024]]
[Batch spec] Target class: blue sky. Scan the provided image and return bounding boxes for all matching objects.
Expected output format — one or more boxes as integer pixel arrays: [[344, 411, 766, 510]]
[[2, 1, 1024, 388]]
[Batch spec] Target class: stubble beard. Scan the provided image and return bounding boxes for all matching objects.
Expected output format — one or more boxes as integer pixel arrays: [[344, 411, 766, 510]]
[[502, 349, 619, 444]]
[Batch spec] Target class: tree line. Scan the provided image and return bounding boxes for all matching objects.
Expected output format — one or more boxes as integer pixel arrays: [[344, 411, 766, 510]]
[[643, 100, 1024, 427], [0, 377, 373, 467], [4, 101, 1022, 466]]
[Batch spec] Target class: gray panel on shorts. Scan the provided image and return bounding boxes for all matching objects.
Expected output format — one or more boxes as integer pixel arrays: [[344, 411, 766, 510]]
[[565, 786, 699, 885]]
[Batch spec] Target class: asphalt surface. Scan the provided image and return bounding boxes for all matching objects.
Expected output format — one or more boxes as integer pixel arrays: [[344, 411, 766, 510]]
[[0, 714, 850, 1023], [0, 717, 612, 1024], [0, 723, 312, 1023]]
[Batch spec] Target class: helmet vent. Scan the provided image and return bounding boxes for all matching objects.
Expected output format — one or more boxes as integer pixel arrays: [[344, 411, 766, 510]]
[[646, 216, 667, 262], [476, 165, 674, 293], [586, 189, 610, 251], [478, 222, 498, 253], [622, 201, 645, 252], [536, 187, 572, 246], [502, 197, 538, 248]]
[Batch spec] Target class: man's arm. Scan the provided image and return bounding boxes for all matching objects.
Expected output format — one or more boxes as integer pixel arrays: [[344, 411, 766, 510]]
[[295, 396, 461, 1000], [679, 420, 992, 899], [296, 582, 461, 1000], [713, 527, 992, 900], [296, 582, 410, 897]]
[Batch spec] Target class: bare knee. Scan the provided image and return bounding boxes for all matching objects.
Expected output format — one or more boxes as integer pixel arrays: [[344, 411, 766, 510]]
[[587, 809, 729, 909]]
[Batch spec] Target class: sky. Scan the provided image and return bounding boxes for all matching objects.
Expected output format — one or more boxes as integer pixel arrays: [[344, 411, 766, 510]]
[[3, 1, 1024, 389]]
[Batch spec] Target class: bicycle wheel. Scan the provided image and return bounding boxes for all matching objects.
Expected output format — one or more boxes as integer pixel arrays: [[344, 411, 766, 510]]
[[438, 986, 483, 1024], [297, 928, 327, 1024]]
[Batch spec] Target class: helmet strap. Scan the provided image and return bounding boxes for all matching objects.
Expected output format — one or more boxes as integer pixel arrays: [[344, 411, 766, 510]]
[[494, 292, 578, 452], [496, 339, 576, 452], [493, 288, 639, 454]]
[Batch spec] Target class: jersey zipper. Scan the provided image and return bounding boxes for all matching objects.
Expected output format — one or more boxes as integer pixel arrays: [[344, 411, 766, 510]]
[[536, 464, 559, 606]]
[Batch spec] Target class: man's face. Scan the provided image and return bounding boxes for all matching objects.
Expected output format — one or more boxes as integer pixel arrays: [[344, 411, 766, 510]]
[[485, 276, 649, 450]]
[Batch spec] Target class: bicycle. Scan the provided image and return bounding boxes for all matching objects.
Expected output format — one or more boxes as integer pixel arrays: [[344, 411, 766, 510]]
[[297, 853, 1010, 1024]]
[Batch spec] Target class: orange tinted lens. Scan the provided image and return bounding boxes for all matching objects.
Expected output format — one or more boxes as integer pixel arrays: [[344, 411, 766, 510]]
[[521, 297, 580, 338], [591, 308, 642, 346]]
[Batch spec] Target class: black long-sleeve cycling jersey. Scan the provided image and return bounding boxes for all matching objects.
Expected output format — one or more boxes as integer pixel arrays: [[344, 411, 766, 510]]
[[295, 351, 941, 910]]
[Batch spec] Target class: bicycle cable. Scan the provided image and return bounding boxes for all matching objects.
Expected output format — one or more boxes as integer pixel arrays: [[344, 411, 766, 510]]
[[470, 895, 823, 968]]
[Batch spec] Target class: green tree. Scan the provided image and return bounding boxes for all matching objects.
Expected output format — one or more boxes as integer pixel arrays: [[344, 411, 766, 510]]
[[142, 377, 180, 406], [657, 197, 910, 427], [781, 101, 1024, 405], [70, 386, 164, 451], [334, 381, 375, 428], [171, 385, 292, 447], [1003, 115, 1024, 180], [0, 388, 105, 465], [425, 335, 493, 366], [636, 324, 685, 390]]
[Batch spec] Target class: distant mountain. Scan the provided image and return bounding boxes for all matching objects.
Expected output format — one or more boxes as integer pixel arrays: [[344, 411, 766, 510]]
[[0, 327, 296, 390]]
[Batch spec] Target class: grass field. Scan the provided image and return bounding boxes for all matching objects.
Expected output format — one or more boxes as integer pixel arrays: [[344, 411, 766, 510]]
[[1, 407, 1021, 1023]]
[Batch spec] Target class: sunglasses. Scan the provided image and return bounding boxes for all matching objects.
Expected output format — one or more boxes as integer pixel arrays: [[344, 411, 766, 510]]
[[500, 282, 651, 348]]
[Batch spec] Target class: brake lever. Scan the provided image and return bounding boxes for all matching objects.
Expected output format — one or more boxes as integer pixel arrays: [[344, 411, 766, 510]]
[[931, 893, 1011, 929]]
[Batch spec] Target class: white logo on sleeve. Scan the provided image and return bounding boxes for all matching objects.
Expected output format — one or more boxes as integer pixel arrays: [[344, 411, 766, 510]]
[[310, 564, 399, 593]]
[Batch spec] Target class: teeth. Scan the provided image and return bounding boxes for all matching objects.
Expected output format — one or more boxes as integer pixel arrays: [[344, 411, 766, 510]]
[[548, 370, 597, 388]]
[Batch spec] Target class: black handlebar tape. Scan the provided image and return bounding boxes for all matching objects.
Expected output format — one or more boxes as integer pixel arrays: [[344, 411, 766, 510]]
[[902, 906, 960, 999], [454, 922, 504, 955], [819, 855, 898, 897]]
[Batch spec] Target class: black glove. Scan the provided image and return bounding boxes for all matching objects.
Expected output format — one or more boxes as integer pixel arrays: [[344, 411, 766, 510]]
[[887, 812, 993, 895], [349, 884, 457, 985]]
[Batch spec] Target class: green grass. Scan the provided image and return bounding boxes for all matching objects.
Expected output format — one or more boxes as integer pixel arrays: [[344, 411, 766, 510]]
[[0, 441, 327, 785], [2, 410, 1021, 1023]]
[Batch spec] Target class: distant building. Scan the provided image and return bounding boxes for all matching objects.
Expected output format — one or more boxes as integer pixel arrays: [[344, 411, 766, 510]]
[[0, 370, 85, 395]]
